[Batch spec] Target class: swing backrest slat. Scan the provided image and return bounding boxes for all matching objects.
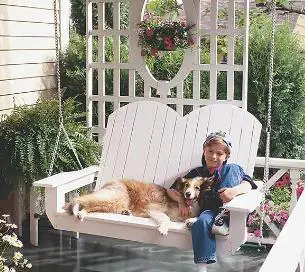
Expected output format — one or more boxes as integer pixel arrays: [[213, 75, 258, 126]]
[[96, 101, 262, 190]]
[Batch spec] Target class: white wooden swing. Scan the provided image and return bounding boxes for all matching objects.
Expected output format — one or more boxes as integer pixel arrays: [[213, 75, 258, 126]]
[[30, 0, 264, 256]]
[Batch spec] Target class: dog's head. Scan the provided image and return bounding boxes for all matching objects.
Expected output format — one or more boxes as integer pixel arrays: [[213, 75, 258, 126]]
[[175, 177, 204, 205]]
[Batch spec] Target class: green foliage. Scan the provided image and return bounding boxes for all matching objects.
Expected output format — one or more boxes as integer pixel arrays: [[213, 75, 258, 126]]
[[243, 14, 305, 159], [270, 187, 291, 210], [70, 0, 128, 35], [61, 31, 115, 109], [70, 0, 90, 35], [0, 99, 101, 196], [146, 0, 181, 20], [145, 50, 184, 82], [60, 31, 92, 111], [255, 0, 290, 5]]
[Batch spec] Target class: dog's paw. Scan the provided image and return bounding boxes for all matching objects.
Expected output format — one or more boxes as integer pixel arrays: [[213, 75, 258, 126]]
[[121, 209, 133, 216], [72, 203, 80, 217], [158, 224, 169, 236], [185, 217, 198, 230], [77, 211, 86, 221]]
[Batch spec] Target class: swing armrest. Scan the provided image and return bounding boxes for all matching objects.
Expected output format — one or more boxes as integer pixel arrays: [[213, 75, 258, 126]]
[[32, 166, 99, 191], [224, 183, 263, 213]]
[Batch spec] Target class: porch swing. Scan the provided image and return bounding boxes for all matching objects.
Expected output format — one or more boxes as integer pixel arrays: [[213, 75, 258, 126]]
[[30, 0, 277, 257]]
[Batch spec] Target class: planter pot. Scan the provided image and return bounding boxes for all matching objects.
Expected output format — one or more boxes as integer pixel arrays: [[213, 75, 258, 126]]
[[0, 187, 26, 236]]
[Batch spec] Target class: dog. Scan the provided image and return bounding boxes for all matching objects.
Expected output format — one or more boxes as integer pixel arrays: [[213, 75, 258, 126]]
[[65, 176, 213, 235], [185, 174, 221, 228]]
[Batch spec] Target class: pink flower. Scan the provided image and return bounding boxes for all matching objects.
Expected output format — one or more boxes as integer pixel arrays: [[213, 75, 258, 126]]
[[279, 210, 289, 220], [166, 43, 174, 50], [163, 36, 172, 46], [263, 203, 270, 212], [247, 215, 254, 225], [254, 229, 261, 237], [297, 186, 304, 198], [282, 173, 291, 185], [280, 218, 287, 226], [146, 29, 154, 39], [151, 48, 158, 56], [275, 180, 285, 188]]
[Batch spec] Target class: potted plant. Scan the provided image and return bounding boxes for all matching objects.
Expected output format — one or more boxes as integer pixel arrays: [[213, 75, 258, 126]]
[[138, 14, 195, 57], [0, 98, 100, 222]]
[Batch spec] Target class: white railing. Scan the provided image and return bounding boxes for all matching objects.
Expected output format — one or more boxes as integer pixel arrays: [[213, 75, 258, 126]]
[[252, 157, 305, 271], [253, 157, 305, 240]]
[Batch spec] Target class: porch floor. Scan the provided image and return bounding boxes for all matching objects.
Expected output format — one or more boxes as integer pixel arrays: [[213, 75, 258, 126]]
[[21, 221, 269, 272]]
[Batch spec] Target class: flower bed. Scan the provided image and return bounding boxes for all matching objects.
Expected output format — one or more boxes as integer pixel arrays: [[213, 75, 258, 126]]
[[0, 214, 32, 271], [247, 173, 305, 237], [138, 15, 194, 57]]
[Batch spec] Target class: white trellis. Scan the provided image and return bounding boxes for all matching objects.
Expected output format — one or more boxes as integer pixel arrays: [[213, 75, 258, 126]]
[[86, 0, 250, 140]]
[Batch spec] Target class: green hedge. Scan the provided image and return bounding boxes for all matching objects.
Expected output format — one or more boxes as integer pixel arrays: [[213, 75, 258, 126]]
[[246, 15, 305, 159]]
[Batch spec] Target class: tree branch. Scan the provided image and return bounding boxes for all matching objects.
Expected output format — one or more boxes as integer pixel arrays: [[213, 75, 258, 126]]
[[277, 4, 305, 15]]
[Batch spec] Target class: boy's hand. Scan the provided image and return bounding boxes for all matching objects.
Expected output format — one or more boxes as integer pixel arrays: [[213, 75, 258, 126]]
[[167, 188, 192, 217], [178, 201, 192, 217], [218, 187, 237, 203]]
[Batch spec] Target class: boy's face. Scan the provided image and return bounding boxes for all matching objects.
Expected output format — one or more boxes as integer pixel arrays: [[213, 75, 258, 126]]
[[203, 142, 228, 169]]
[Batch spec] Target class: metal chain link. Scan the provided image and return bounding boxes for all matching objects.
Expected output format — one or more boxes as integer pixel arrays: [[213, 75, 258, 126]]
[[259, 0, 276, 244]]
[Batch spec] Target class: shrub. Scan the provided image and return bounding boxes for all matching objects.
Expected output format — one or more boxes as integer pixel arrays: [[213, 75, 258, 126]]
[[70, 0, 128, 35], [60, 31, 96, 111], [244, 14, 305, 159], [0, 98, 101, 196]]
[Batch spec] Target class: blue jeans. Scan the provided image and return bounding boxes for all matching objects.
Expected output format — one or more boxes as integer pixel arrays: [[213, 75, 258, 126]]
[[191, 210, 217, 264]]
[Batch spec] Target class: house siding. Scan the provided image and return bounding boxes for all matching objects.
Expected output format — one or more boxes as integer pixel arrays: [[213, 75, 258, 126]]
[[0, 0, 59, 115]]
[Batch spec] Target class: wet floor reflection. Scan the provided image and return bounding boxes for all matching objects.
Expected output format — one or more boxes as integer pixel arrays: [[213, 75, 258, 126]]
[[22, 228, 268, 272]]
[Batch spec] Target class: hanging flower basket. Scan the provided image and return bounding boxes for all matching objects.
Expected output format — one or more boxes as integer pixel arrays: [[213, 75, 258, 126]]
[[138, 15, 195, 57]]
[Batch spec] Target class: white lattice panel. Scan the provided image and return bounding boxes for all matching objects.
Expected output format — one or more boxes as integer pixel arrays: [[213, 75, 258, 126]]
[[86, 0, 250, 141]]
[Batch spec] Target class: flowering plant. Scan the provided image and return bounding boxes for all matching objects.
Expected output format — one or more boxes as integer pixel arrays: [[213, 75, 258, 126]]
[[138, 14, 195, 57], [0, 214, 32, 271], [297, 180, 305, 199], [247, 173, 305, 237], [247, 199, 290, 237]]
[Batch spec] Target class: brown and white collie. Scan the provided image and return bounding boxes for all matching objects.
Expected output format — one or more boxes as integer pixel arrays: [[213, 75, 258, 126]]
[[65, 176, 214, 235]]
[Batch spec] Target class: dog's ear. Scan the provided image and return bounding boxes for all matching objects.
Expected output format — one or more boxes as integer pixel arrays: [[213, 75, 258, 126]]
[[172, 177, 185, 191], [207, 175, 215, 185], [200, 176, 215, 190], [197, 177, 204, 187]]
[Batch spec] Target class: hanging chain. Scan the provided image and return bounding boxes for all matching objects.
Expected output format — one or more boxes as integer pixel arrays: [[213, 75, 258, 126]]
[[259, 0, 276, 244], [48, 0, 83, 177]]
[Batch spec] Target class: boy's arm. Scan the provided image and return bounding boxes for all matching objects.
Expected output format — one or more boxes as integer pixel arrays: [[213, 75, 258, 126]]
[[167, 189, 192, 217], [218, 181, 252, 203]]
